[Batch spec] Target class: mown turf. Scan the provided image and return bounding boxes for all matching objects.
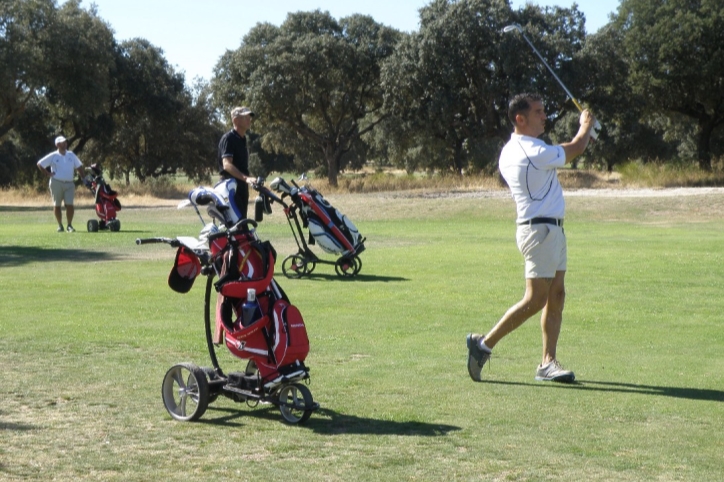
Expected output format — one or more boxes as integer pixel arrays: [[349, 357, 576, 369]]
[[1, 190, 723, 481]]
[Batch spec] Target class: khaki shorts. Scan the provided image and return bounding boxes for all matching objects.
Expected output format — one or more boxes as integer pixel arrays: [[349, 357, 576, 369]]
[[516, 224, 567, 279], [49, 178, 76, 207]]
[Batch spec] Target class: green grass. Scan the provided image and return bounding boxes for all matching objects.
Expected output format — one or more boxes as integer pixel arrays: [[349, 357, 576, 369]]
[[1, 191, 723, 481]]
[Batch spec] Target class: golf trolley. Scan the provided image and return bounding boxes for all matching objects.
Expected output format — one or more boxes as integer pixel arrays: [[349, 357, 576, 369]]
[[137, 180, 319, 424], [254, 176, 366, 279], [83, 163, 121, 232]]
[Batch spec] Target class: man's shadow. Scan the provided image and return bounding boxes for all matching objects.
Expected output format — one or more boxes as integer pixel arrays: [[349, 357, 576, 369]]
[[481, 379, 724, 402]]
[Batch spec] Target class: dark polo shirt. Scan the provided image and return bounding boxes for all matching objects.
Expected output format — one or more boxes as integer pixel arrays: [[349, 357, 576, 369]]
[[217, 129, 249, 178], [217, 129, 250, 218]]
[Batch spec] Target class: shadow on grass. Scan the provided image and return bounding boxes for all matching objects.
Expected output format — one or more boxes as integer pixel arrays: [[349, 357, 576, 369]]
[[0, 245, 121, 267], [290, 273, 409, 283], [0, 204, 179, 212], [0, 421, 36, 431], [482, 379, 724, 402], [199, 406, 460, 436], [0, 205, 52, 212]]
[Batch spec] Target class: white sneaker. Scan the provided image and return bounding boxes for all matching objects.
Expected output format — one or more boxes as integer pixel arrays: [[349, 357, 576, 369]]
[[535, 359, 575, 383], [466, 333, 491, 382]]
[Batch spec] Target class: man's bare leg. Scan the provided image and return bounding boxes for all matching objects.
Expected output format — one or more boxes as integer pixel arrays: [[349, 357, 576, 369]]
[[53, 206, 63, 227], [484, 277, 553, 349], [66, 205, 75, 227], [540, 270, 566, 365]]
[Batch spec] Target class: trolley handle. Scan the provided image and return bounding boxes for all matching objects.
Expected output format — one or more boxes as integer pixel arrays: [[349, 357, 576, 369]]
[[228, 219, 258, 235], [253, 184, 286, 207], [136, 237, 179, 247]]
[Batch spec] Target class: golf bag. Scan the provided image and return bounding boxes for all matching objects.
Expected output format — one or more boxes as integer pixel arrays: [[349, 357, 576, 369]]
[[210, 229, 309, 382], [178, 183, 310, 384], [84, 163, 121, 232], [270, 177, 363, 257]]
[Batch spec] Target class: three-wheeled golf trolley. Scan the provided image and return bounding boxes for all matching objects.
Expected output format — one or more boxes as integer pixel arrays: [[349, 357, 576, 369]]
[[138, 179, 319, 424], [84, 163, 122, 232], [254, 176, 366, 279]]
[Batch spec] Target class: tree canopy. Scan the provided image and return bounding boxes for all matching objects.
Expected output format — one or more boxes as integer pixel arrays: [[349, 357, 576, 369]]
[[611, 0, 724, 169], [211, 10, 401, 186], [0, 0, 221, 188], [1, 0, 723, 189]]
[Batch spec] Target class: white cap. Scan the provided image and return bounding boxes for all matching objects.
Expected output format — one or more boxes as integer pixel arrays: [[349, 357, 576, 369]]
[[231, 106, 255, 118], [54, 136, 67, 145]]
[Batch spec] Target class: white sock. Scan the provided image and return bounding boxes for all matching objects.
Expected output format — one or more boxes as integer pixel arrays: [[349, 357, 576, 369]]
[[479, 339, 492, 353]]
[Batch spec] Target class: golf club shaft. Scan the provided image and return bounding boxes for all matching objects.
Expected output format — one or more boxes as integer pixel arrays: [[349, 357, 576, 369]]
[[517, 32, 583, 112], [508, 25, 601, 139]]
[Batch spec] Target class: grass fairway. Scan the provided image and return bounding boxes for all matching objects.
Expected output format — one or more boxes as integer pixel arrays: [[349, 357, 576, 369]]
[[1, 189, 723, 481]]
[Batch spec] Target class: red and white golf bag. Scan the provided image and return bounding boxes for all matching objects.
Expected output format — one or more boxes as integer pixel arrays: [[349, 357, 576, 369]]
[[209, 230, 310, 383]]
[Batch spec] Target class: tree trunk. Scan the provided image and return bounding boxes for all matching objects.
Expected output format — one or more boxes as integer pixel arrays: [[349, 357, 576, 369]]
[[452, 139, 464, 175], [325, 141, 349, 187], [326, 154, 339, 187], [697, 117, 714, 171]]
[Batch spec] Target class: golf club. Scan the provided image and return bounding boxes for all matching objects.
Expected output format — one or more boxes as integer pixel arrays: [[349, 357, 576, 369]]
[[503, 23, 601, 139]]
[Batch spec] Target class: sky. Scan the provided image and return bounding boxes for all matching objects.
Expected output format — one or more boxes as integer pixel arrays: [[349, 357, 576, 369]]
[[69, 0, 620, 83]]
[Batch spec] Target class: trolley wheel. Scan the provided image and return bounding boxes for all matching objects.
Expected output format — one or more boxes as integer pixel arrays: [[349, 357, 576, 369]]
[[305, 259, 316, 275], [335, 256, 359, 278], [162, 363, 209, 422], [353, 255, 362, 275], [282, 254, 307, 279], [277, 383, 314, 424], [87, 219, 99, 232], [202, 367, 220, 404], [109, 219, 121, 232]]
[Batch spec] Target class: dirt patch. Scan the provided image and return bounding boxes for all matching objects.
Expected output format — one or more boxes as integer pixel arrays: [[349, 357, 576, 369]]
[[564, 186, 724, 197], [360, 186, 724, 200]]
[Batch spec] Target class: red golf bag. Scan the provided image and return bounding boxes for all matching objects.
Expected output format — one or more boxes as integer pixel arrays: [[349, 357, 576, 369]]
[[206, 229, 310, 384]]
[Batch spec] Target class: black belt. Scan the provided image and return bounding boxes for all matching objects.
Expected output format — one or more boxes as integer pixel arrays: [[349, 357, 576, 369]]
[[518, 217, 563, 227]]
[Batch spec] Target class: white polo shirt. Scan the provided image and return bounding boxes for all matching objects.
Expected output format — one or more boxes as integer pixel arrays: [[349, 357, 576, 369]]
[[37, 150, 82, 182], [499, 133, 566, 223]]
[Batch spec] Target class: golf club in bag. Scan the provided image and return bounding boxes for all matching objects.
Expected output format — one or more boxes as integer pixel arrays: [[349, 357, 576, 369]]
[[503, 23, 602, 139]]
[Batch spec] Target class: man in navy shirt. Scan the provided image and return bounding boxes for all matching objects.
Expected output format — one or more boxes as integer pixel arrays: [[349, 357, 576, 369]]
[[217, 106, 257, 219]]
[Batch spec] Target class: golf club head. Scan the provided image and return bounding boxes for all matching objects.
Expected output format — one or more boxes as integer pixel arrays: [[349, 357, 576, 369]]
[[503, 24, 522, 34], [269, 176, 293, 195], [199, 222, 219, 241], [591, 119, 602, 140], [206, 205, 228, 225], [177, 199, 192, 210], [189, 187, 218, 207]]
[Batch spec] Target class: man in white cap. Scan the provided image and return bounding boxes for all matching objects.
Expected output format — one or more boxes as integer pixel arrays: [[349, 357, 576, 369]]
[[217, 106, 258, 220], [37, 136, 85, 232]]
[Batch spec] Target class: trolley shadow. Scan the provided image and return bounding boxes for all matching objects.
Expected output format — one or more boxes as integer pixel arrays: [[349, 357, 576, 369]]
[[198, 406, 461, 436], [293, 273, 410, 283]]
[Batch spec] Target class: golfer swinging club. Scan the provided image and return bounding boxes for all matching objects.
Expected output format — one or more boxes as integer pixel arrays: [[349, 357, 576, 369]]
[[467, 92, 596, 383]]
